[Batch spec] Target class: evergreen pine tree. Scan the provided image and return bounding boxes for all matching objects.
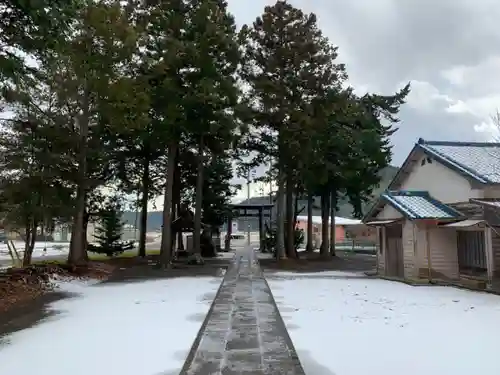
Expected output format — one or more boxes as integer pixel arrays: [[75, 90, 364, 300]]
[[92, 197, 131, 256]]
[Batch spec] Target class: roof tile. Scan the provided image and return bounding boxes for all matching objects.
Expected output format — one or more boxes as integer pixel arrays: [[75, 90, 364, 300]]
[[419, 141, 500, 183], [382, 190, 463, 220]]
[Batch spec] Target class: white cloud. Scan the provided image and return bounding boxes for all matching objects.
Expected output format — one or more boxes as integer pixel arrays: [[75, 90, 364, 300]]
[[404, 80, 454, 112], [446, 95, 500, 118], [441, 56, 500, 93], [445, 100, 472, 115], [473, 119, 500, 141], [439, 56, 500, 120]]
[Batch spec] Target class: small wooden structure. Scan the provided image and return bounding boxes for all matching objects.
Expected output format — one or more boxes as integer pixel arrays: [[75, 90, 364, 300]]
[[171, 208, 213, 257], [171, 214, 207, 233], [225, 203, 273, 251]]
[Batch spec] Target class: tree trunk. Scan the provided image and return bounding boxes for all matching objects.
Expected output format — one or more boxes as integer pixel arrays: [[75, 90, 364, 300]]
[[275, 165, 286, 260], [292, 193, 300, 258], [293, 193, 299, 224], [173, 151, 183, 251], [82, 210, 89, 261], [177, 204, 184, 251], [171, 154, 181, 252], [170, 192, 177, 253], [285, 174, 296, 258], [306, 192, 314, 252], [192, 136, 204, 264], [329, 189, 337, 256], [69, 188, 86, 265], [68, 90, 90, 266], [159, 142, 177, 268], [138, 156, 150, 258], [319, 191, 330, 258], [22, 220, 37, 267]]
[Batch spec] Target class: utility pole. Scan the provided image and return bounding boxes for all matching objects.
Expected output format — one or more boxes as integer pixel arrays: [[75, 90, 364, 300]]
[[269, 156, 273, 204], [247, 168, 251, 246]]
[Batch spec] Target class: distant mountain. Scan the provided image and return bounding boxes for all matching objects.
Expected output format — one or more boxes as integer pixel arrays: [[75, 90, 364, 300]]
[[121, 165, 399, 231], [122, 211, 163, 231]]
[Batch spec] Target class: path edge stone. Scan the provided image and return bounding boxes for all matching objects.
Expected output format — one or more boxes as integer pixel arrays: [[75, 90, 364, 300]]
[[178, 258, 234, 375], [258, 261, 307, 374]]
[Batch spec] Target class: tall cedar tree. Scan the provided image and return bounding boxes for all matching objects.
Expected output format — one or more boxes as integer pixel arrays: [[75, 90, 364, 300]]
[[44, 1, 145, 265], [0, 59, 78, 265], [0, 0, 80, 264], [181, 150, 236, 230], [308, 87, 410, 257], [146, 0, 240, 267], [239, 1, 346, 258], [0, 112, 72, 265], [143, 0, 189, 267], [183, 0, 240, 263], [342, 90, 410, 216], [306, 88, 359, 257], [201, 152, 237, 234], [110, 1, 158, 258], [0, 0, 78, 84]]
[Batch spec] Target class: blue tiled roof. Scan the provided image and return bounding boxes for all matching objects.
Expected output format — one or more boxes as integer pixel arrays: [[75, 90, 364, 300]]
[[418, 139, 500, 184], [382, 190, 463, 220]]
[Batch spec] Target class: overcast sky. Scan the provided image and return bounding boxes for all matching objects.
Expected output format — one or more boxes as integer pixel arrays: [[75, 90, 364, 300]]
[[223, 0, 500, 203]]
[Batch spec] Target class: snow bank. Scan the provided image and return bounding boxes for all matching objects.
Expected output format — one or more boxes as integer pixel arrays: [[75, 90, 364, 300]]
[[0, 276, 221, 375], [269, 275, 500, 375], [51, 277, 103, 292], [0, 242, 70, 262]]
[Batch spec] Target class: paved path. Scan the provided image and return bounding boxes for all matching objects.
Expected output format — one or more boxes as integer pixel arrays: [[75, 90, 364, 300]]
[[180, 247, 306, 375]]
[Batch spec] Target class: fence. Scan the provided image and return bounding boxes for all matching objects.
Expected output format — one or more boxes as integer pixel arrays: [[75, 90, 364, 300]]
[[335, 239, 377, 254]]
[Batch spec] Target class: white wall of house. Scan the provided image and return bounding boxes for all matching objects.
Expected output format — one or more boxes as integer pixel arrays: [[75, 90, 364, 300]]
[[398, 154, 483, 203], [373, 150, 500, 281], [377, 205, 403, 219], [417, 224, 459, 279], [482, 186, 500, 198], [377, 227, 385, 273], [402, 221, 416, 278]]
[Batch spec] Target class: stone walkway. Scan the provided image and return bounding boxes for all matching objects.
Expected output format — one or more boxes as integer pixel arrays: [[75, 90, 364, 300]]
[[180, 247, 306, 375]]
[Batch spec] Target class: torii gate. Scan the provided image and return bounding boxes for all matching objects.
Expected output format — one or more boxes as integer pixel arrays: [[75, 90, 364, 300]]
[[225, 203, 273, 252]]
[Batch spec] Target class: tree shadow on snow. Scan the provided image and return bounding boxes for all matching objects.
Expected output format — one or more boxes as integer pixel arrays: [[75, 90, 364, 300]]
[[0, 291, 78, 347], [185, 312, 206, 323]]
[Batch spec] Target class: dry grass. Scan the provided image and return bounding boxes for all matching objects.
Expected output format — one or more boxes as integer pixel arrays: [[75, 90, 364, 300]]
[[29, 249, 161, 265], [0, 262, 116, 313]]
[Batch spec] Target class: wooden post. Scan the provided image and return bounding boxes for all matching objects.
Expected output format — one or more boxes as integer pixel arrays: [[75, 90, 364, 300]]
[[225, 216, 232, 252], [485, 226, 494, 287], [426, 225, 432, 281], [259, 208, 264, 252], [380, 226, 386, 274], [375, 227, 380, 274]]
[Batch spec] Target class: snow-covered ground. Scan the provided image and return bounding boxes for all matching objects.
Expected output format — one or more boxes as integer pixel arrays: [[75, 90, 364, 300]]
[[0, 233, 257, 264], [0, 276, 221, 375], [0, 241, 166, 266], [0, 242, 70, 267], [267, 271, 500, 375]]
